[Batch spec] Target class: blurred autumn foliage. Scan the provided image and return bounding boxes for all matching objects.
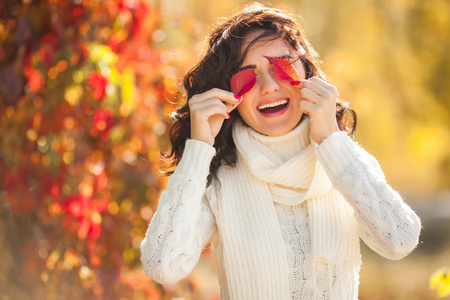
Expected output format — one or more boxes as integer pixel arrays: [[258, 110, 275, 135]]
[[0, 0, 203, 299], [1, 0, 450, 299]]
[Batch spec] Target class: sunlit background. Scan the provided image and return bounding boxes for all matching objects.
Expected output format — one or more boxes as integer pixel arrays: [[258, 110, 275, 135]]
[[0, 0, 449, 299]]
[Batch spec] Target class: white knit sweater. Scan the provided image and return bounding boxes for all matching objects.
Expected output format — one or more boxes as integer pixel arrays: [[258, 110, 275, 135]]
[[140, 122, 421, 299]]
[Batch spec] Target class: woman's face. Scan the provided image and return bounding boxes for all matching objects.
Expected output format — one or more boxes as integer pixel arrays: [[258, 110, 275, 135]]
[[237, 30, 306, 136]]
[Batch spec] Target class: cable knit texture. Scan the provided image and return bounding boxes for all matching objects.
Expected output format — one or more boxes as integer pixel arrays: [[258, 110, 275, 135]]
[[140, 118, 421, 299]]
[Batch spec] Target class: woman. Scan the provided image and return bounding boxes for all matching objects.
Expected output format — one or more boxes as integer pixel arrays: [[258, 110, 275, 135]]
[[140, 4, 421, 299]]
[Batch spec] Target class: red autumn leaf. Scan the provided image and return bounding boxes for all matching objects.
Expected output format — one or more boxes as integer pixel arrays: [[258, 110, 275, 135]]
[[28, 69, 45, 92], [88, 72, 108, 101], [95, 170, 108, 192], [230, 69, 256, 96], [78, 216, 92, 240], [78, 43, 89, 62], [78, 216, 102, 240], [63, 195, 109, 240], [73, 7, 84, 17], [50, 185, 60, 198], [37, 49, 53, 69], [22, 46, 33, 75], [263, 56, 301, 85], [91, 109, 115, 140], [41, 33, 60, 48], [93, 198, 109, 212], [38, 33, 60, 68], [64, 195, 87, 217]]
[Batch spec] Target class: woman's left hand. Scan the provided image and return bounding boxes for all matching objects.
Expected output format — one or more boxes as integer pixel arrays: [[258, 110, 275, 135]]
[[294, 77, 340, 144]]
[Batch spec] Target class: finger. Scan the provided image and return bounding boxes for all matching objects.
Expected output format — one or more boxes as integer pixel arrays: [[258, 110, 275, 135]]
[[192, 97, 237, 113], [309, 77, 339, 98], [226, 101, 240, 112], [301, 80, 333, 100], [198, 98, 241, 112], [196, 103, 230, 120], [199, 88, 242, 105], [292, 79, 305, 89], [300, 88, 324, 105], [299, 99, 317, 115]]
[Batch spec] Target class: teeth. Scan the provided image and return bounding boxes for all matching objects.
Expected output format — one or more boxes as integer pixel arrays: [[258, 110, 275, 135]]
[[257, 99, 288, 110]]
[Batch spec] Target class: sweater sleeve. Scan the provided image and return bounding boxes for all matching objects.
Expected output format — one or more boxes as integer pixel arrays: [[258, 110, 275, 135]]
[[140, 139, 218, 285], [315, 132, 421, 260]]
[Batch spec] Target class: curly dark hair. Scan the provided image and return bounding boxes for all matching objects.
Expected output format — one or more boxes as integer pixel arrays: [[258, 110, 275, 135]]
[[161, 3, 357, 187]]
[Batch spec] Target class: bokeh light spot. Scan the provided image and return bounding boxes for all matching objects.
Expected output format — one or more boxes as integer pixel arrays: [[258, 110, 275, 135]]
[[140, 206, 153, 221], [64, 117, 75, 129], [65, 86, 83, 106], [37, 135, 47, 147], [120, 199, 133, 213], [27, 129, 37, 141], [48, 67, 59, 79], [108, 202, 119, 215], [79, 265, 91, 279], [92, 212, 102, 224], [153, 122, 166, 136], [5, 106, 14, 118], [56, 60, 68, 72], [73, 70, 84, 83], [63, 151, 74, 164], [122, 150, 137, 166], [152, 29, 165, 43]]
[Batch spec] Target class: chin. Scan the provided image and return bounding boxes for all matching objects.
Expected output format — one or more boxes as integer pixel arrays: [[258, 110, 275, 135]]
[[239, 110, 304, 137], [256, 122, 299, 137]]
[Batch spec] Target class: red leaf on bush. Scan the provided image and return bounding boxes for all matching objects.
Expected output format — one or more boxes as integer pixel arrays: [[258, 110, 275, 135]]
[[73, 7, 84, 17], [38, 33, 60, 68], [41, 33, 60, 48], [263, 56, 301, 85], [78, 216, 91, 240], [88, 72, 108, 101], [91, 109, 115, 140], [94, 198, 109, 212], [28, 69, 45, 93], [230, 69, 256, 96], [64, 195, 86, 217], [63, 195, 109, 240], [95, 170, 108, 192], [79, 43, 89, 62]]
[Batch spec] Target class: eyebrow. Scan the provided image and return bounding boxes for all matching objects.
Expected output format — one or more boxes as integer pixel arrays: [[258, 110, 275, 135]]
[[237, 54, 294, 72]]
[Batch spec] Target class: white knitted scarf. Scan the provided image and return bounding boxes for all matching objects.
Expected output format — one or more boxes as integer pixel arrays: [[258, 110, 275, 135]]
[[213, 118, 359, 298]]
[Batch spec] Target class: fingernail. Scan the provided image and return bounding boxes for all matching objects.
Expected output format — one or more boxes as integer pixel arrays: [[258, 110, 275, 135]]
[[292, 80, 301, 86], [227, 112, 231, 119], [234, 95, 241, 100]]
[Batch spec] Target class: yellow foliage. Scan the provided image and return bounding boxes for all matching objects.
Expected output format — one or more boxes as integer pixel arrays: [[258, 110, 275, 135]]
[[408, 126, 448, 164], [430, 268, 450, 297], [65, 86, 83, 106], [120, 67, 135, 117], [89, 44, 117, 65]]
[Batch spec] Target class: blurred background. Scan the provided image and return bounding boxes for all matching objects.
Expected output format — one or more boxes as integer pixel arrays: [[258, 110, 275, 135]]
[[0, 0, 449, 299]]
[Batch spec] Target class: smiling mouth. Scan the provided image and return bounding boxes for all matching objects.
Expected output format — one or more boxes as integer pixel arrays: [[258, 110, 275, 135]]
[[257, 99, 289, 114]]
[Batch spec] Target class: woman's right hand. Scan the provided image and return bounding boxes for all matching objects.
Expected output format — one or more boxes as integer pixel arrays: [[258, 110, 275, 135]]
[[189, 88, 241, 146]]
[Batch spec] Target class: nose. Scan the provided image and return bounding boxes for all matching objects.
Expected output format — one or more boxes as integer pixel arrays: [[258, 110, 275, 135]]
[[259, 72, 280, 95]]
